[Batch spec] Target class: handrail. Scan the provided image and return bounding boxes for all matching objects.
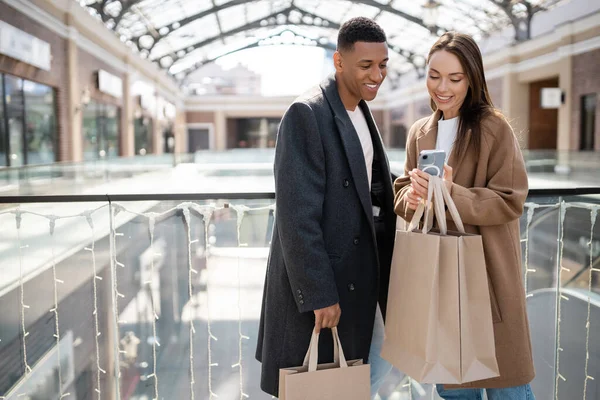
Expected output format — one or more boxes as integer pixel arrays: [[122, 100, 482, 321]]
[[0, 192, 277, 203], [0, 187, 597, 204]]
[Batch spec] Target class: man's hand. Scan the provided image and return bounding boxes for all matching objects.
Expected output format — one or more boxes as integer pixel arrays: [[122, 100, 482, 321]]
[[314, 303, 341, 333]]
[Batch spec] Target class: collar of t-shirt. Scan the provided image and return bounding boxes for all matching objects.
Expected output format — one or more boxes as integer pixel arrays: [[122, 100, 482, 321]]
[[436, 116, 459, 162], [346, 107, 373, 189]]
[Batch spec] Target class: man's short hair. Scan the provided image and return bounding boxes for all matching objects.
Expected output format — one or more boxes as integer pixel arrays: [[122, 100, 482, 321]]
[[337, 17, 387, 52]]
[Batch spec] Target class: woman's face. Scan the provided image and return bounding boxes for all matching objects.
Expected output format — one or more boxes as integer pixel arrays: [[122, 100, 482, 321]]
[[426, 50, 469, 119]]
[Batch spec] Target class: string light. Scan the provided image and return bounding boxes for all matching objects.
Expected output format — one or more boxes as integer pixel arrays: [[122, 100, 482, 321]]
[[555, 202, 571, 397], [180, 204, 197, 400], [147, 213, 160, 400], [197, 204, 219, 400], [583, 206, 599, 399], [84, 210, 105, 399], [109, 203, 123, 395], [48, 215, 71, 399], [5, 201, 279, 399], [15, 209, 32, 376], [232, 205, 251, 400], [523, 203, 542, 298]]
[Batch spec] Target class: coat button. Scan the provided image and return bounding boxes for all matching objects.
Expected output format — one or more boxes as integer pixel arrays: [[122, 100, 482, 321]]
[[298, 294, 304, 300], [299, 299, 305, 305], [343, 179, 349, 188], [353, 238, 359, 245], [348, 283, 355, 291], [297, 289, 302, 294]]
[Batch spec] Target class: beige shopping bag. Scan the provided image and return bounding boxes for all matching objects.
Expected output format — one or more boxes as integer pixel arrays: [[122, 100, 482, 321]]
[[381, 176, 499, 384], [279, 327, 370, 399]]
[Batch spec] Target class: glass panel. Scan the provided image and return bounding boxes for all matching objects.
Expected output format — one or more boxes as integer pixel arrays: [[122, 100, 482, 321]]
[[188, 128, 210, 152], [4, 75, 25, 167], [111, 198, 274, 399], [82, 101, 100, 161], [0, 201, 112, 398], [22, 79, 57, 165], [0, 74, 6, 166], [232, 117, 278, 149], [103, 104, 120, 158], [83, 102, 121, 160], [163, 122, 174, 153], [523, 193, 600, 399], [0, 197, 277, 399], [134, 116, 153, 155], [580, 94, 596, 151]]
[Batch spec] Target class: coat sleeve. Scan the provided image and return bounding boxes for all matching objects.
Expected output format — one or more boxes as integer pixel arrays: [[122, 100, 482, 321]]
[[449, 117, 528, 226], [274, 101, 339, 313], [393, 122, 420, 222]]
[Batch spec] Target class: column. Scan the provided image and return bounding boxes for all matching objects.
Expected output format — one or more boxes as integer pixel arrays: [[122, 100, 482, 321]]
[[382, 109, 392, 147], [214, 110, 227, 150], [66, 23, 82, 162], [121, 67, 134, 157], [502, 72, 530, 148], [174, 109, 187, 154], [557, 55, 573, 151]]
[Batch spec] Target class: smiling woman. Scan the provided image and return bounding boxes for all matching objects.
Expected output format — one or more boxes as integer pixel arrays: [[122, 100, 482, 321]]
[[394, 31, 536, 400]]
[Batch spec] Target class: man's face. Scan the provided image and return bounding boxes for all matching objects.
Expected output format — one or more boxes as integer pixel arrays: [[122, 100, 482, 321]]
[[335, 41, 389, 105]]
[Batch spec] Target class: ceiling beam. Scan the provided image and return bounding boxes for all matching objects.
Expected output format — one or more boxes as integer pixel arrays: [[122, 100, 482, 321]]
[[487, 0, 556, 41], [154, 5, 424, 76], [128, 0, 446, 52], [178, 29, 337, 80]]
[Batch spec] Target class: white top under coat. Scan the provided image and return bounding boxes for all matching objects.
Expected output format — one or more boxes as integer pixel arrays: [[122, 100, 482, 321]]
[[347, 107, 373, 189], [436, 116, 459, 162]]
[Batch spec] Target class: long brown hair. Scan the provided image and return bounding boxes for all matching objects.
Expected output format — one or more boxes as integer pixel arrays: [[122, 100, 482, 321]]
[[427, 32, 495, 158]]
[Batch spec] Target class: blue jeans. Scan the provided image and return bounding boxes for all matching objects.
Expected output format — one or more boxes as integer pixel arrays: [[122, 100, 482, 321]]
[[369, 305, 393, 399], [437, 383, 535, 400]]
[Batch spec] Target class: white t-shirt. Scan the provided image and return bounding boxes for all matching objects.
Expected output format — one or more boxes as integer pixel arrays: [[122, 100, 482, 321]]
[[347, 107, 373, 188], [436, 116, 459, 162]]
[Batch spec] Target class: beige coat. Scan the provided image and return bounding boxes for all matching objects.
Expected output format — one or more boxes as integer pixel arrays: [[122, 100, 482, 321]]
[[394, 110, 535, 389]]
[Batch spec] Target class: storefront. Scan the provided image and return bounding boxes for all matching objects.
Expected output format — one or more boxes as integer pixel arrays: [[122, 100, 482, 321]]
[[134, 94, 155, 156], [82, 101, 120, 160], [79, 66, 124, 161], [134, 114, 153, 156], [227, 117, 279, 149], [158, 98, 176, 154], [0, 73, 57, 166]]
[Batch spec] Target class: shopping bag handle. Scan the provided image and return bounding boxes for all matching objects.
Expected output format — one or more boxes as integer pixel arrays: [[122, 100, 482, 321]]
[[406, 176, 465, 235], [302, 327, 348, 372]]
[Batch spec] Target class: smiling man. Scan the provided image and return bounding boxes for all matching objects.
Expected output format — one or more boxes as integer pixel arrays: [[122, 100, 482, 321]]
[[255, 17, 396, 399]]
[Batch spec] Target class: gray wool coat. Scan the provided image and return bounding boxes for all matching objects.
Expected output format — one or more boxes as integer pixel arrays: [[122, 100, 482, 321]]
[[255, 75, 396, 397]]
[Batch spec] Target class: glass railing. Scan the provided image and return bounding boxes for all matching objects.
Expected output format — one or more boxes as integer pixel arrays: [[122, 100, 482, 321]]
[[0, 154, 195, 197], [2, 149, 599, 197], [0, 188, 598, 399]]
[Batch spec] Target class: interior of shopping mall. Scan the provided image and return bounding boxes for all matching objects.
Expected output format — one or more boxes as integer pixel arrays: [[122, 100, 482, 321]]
[[0, 0, 599, 399]]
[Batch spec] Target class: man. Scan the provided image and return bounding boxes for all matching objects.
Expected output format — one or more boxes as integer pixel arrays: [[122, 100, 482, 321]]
[[255, 17, 396, 399]]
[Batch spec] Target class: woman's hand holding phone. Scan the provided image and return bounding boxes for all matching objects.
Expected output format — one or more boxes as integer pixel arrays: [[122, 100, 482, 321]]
[[404, 164, 454, 211]]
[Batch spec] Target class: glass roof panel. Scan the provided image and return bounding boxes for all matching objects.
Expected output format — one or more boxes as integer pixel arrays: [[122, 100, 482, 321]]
[[75, 0, 567, 84]]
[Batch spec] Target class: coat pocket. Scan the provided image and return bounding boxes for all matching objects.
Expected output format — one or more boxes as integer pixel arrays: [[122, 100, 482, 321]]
[[486, 271, 503, 323]]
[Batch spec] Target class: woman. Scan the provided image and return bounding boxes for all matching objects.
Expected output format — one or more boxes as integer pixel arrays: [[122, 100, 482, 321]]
[[393, 32, 535, 399]]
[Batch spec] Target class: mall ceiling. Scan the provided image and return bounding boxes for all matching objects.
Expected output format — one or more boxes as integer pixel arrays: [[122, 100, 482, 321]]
[[78, 0, 564, 83]]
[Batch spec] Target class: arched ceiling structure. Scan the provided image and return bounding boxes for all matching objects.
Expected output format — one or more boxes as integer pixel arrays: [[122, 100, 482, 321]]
[[77, 0, 564, 84]]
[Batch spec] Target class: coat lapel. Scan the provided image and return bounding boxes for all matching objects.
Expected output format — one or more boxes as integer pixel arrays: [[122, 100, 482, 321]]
[[416, 110, 440, 153], [321, 77, 373, 231]]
